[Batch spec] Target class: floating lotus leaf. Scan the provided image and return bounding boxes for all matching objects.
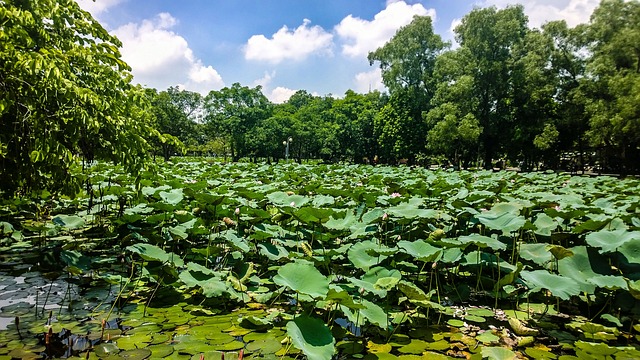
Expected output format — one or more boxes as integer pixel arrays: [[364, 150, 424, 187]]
[[396, 339, 429, 354], [148, 345, 174, 358], [286, 315, 335, 360], [476, 331, 499, 344], [189, 352, 223, 360], [52, 214, 85, 229], [367, 341, 392, 353], [118, 348, 152, 359], [481, 346, 516, 360], [386, 197, 440, 219], [525, 348, 557, 359], [520, 270, 581, 300], [447, 319, 465, 327], [159, 188, 184, 205], [273, 260, 329, 298], [95, 342, 120, 357], [246, 338, 282, 354], [258, 243, 290, 261]]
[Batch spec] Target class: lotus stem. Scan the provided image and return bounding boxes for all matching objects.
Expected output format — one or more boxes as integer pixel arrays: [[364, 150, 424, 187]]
[[15, 316, 22, 340]]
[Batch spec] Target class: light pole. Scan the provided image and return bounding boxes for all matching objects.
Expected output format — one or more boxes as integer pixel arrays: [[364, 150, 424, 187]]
[[283, 137, 292, 161]]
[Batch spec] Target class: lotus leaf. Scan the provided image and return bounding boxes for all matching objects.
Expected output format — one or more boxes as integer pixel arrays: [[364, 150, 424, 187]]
[[159, 188, 184, 205], [586, 229, 640, 253], [481, 346, 516, 360], [348, 241, 387, 271], [126, 243, 170, 263], [458, 234, 507, 251], [397, 240, 441, 262], [273, 260, 329, 298], [520, 270, 581, 300], [286, 315, 335, 360], [476, 209, 526, 235], [359, 299, 388, 328], [52, 214, 85, 229]]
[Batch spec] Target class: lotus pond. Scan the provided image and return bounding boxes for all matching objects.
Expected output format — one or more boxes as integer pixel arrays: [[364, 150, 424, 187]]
[[1, 160, 640, 360]]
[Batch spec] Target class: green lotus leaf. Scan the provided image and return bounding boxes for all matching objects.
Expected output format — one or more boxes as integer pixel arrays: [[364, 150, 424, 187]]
[[294, 207, 334, 224], [557, 246, 613, 293], [525, 348, 557, 359], [397, 339, 428, 354], [324, 210, 357, 230], [447, 319, 465, 327], [60, 250, 91, 272], [95, 342, 120, 357], [118, 348, 152, 359], [534, 213, 558, 236], [481, 346, 516, 360], [267, 191, 309, 207], [587, 275, 628, 290], [286, 315, 335, 360], [519, 243, 553, 265], [258, 242, 289, 261], [397, 240, 441, 262], [126, 243, 170, 263], [586, 229, 639, 253], [159, 188, 184, 205], [246, 338, 282, 354], [374, 277, 400, 290], [348, 240, 387, 271], [273, 260, 329, 298], [618, 238, 640, 264], [386, 197, 440, 219], [360, 298, 388, 328], [458, 234, 507, 251], [324, 288, 365, 310], [148, 345, 174, 358], [52, 214, 85, 229], [476, 209, 526, 234], [476, 331, 499, 343], [520, 270, 581, 300]]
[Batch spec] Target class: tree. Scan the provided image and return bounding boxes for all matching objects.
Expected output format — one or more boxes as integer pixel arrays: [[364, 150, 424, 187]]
[[452, 5, 529, 168], [0, 0, 155, 195], [582, 0, 640, 173], [368, 15, 447, 163], [204, 83, 271, 161], [146, 87, 202, 161]]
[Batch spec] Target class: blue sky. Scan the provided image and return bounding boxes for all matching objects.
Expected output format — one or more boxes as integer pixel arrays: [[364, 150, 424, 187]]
[[77, 0, 600, 102]]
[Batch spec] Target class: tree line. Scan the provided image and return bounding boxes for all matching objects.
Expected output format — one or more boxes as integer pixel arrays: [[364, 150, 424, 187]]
[[148, 0, 639, 174], [1, 0, 638, 195]]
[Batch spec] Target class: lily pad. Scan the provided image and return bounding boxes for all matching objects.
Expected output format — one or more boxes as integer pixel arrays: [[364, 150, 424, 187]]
[[286, 315, 335, 360], [273, 260, 329, 298]]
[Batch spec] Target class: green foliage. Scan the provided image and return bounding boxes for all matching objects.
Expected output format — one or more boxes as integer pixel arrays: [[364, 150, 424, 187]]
[[0, 0, 155, 195]]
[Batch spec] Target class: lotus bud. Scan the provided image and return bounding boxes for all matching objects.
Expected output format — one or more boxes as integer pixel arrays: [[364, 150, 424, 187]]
[[235, 207, 240, 215], [432, 262, 437, 269], [359, 287, 365, 295], [382, 213, 388, 221], [290, 201, 295, 207]]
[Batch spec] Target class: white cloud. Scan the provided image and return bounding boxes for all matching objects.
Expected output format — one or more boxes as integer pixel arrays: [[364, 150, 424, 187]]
[[335, 1, 436, 58], [76, 0, 125, 19], [244, 19, 334, 64], [250, 72, 296, 103], [479, 0, 599, 28], [354, 69, 385, 93], [270, 87, 298, 104], [112, 13, 224, 94]]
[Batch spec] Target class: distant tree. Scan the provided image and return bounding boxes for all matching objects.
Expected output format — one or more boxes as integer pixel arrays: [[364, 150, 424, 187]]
[[204, 83, 271, 161], [146, 87, 202, 161], [0, 0, 155, 195], [368, 15, 447, 163], [582, 0, 640, 172]]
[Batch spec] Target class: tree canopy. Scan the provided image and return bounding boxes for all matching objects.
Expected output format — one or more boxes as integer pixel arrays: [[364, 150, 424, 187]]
[[0, 0, 156, 195]]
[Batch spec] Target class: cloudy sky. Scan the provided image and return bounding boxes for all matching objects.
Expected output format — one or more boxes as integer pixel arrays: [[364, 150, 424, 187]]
[[77, 0, 601, 102]]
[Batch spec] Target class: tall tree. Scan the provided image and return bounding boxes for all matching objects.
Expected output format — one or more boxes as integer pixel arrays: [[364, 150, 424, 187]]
[[368, 15, 447, 163], [146, 87, 202, 161], [452, 5, 529, 168], [204, 83, 271, 161], [582, 0, 640, 173], [0, 0, 155, 195]]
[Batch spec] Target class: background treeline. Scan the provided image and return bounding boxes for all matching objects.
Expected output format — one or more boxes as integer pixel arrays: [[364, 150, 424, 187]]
[[1, 0, 638, 196], [147, 0, 639, 173]]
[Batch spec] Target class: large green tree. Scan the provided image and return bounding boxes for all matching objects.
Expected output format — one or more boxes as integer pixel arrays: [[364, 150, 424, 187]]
[[204, 83, 271, 161], [0, 0, 155, 195], [582, 0, 640, 173], [368, 15, 447, 163], [451, 5, 529, 168]]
